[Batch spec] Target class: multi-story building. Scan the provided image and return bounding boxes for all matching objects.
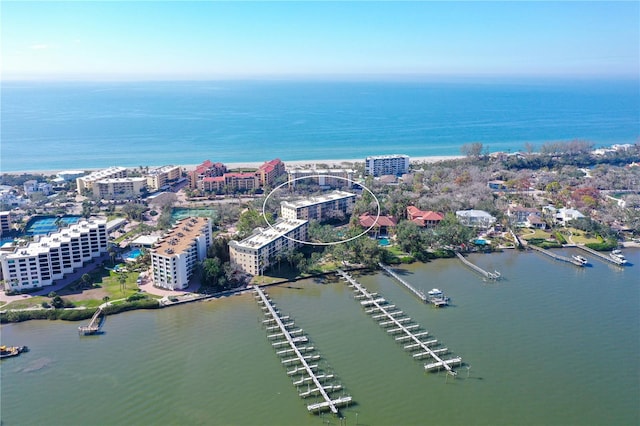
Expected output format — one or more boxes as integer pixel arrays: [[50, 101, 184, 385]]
[[76, 166, 127, 194], [365, 155, 410, 177], [146, 165, 181, 192], [0, 211, 11, 236], [188, 160, 227, 189], [93, 177, 147, 199], [256, 158, 286, 188], [456, 209, 496, 229], [1, 219, 108, 291], [150, 217, 212, 290], [200, 172, 258, 194], [280, 191, 356, 222], [287, 168, 356, 189], [23, 180, 53, 196], [200, 176, 225, 193], [229, 218, 308, 276]]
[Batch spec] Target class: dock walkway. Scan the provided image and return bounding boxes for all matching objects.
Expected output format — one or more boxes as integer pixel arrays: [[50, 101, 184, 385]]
[[528, 244, 584, 267], [455, 252, 501, 280], [78, 306, 104, 335], [336, 270, 462, 376], [378, 263, 427, 303], [575, 245, 625, 266], [253, 286, 352, 415]]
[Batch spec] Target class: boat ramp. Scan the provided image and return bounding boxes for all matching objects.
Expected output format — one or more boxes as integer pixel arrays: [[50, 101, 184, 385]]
[[253, 286, 352, 416], [575, 245, 626, 266], [455, 252, 502, 280], [336, 270, 463, 376]]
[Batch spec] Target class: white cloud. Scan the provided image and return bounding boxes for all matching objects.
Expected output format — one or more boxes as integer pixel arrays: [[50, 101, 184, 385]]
[[29, 44, 51, 50]]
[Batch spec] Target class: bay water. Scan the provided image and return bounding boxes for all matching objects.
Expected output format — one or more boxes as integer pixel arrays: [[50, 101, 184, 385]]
[[2, 249, 638, 425]]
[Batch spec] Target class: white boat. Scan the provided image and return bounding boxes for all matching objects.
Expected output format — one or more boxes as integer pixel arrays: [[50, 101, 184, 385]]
[[610, 250, 627, 264], [572, 255, 588, 265], [428, 288, 443, 297]]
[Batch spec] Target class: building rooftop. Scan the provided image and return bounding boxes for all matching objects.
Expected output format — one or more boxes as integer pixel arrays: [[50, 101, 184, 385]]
[[7, 219, 106, 257], [153, 217, 210, 257], [281, 191, 355, 209], [365, 154, 409, 160], [148, 165, 179, 176], [232, 218, 307, 250], [80, 166, 127, 181], [96, 177, 146, 184]]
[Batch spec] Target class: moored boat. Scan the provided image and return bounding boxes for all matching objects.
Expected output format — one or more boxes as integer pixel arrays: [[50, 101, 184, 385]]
[[572, 255, 588, 265], [427, 288, 450, 307], [610, 250, 627, 264]]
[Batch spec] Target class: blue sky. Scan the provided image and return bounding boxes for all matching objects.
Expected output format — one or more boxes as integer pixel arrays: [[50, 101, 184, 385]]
[[2, 1, 638, 80]]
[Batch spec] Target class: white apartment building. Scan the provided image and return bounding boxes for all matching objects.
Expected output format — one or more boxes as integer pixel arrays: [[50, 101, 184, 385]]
[[1, 219, 108, 291], [229, 219, 308, 276], [287, 168, 356, 188], [146, 165, 181, 192], [76, 166, 127, 194], [365, 155, 410, 177], [280, 191, 356, 222], [23, 180, 53, 196], [150, 217, 212, 290], [93, 177, 147, 199]]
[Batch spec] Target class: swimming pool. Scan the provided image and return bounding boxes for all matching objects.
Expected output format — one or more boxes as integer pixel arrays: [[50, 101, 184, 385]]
[[378, 238, 391, 246], [125, 248, 143, 260]]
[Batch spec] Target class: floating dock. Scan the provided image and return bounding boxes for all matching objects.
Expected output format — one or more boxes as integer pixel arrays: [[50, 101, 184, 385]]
[[455, 252, 502, 280], [527, 244, 584, 267], [78, 306, 105, 335], [336, 270, 463, 376], [575, 245, 626, 266], [253, 286, 352, 415]]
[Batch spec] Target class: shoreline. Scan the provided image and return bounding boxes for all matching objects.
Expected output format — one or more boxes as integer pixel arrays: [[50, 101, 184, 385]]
[[1, 155, 464, 176]]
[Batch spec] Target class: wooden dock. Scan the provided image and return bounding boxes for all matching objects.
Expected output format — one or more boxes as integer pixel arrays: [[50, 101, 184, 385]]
[[253, 286, 352, 415], [528, 244, 584, 267], [378, 263, 427, 302], [78, 306, 105, 335], [575, 245, 626, 266], [337, 270, 462, 376], [455, 252, 502, 280]]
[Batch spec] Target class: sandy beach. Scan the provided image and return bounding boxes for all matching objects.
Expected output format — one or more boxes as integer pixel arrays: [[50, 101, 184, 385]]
[[2, 156, 464, 176]]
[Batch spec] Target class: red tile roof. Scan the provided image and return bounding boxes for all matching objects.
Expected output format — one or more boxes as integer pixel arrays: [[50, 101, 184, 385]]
[[359, 213, 397, 228]]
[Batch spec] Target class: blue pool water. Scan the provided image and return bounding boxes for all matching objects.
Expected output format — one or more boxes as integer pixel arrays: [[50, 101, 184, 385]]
[[125, 248, 143, 260], [378, 238, 390, 246]]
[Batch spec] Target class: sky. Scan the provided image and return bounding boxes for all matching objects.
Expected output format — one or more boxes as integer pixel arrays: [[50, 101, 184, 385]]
[[2, 1, 639, 80]]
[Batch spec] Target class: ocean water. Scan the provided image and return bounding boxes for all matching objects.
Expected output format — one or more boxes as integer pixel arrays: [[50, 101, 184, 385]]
[[1, 79, 638, 172], [1, 249, 638, 425]]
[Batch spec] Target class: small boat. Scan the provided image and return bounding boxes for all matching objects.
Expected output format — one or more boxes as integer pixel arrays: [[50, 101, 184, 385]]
[[572, 255, 588, 265], [0, 345, 28, 359], [427, 288, 450, 307], [610, 250, 627, 264]]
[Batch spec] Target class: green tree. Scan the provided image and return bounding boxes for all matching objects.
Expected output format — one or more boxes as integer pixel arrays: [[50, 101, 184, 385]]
[[81, 273, 92, 288]]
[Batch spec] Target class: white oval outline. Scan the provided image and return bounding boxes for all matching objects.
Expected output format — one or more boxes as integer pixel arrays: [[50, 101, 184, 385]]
[[261, 175, 381, 246]]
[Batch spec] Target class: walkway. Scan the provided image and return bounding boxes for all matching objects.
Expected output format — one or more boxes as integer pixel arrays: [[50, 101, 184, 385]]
[[378, 263, 427, 302], [575, 245, 626, 266], [528, 244, 584, 267], [455, 253, 501, 280]]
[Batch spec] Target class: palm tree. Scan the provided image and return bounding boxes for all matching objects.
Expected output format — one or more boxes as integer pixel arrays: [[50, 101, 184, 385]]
[[118, 272, 127, 293]]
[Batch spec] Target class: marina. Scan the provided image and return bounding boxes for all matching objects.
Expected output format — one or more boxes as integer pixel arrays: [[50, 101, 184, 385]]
[[455, 252, 502, 279], [337, 269, 463, 376], [253, 285, 353, 415]]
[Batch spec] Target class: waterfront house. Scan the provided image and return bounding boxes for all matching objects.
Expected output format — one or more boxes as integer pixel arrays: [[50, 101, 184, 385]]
[[406, 206, 443, 228], [358, 213, 397, 237], [455, 209, 496, 229]]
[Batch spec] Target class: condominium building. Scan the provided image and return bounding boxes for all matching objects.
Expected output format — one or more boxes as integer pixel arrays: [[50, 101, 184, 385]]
[[229, 219, 308, 276], [199, 172, 258, 194], [280, 191, 356, 222], [1, 219, 108, 291], [287, 168, 356, 188], [23, 180, 53, 196], [146, 165, 181, 192], [188, 160, 227, 189], [93, 177, 147, 199], [365, 155, 410, 177], [256, 158, 286, 188], [0, 211, 11, 236], [76, 166, 127, 193], [150, 217, 212, 290]]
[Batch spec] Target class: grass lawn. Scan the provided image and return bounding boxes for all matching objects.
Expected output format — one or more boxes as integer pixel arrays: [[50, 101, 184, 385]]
[[520, 228, 553, 240]]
